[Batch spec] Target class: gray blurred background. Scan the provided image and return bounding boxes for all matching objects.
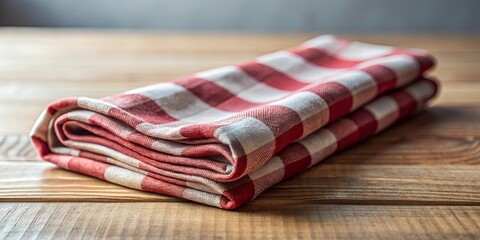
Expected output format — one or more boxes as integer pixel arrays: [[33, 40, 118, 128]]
[[1, 0, 479, 32]]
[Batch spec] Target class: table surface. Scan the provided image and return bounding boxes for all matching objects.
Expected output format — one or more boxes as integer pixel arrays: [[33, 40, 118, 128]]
[[1, 28, 480, 239]]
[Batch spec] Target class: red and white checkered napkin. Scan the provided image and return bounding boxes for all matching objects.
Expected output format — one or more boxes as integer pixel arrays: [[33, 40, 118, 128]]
[[31, 35, 438, 209]]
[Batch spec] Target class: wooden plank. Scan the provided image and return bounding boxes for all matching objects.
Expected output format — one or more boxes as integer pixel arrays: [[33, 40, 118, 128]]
[[260, 164, 480, 205], [1, 203, 479, 239]]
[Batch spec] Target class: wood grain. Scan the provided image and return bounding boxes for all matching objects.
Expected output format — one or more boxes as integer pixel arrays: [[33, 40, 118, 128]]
[[1, 28, 480, 239], [1, 203, 479, 239]]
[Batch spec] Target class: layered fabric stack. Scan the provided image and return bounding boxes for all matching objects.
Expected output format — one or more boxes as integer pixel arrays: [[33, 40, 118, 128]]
[[31, 35, 438, 210]]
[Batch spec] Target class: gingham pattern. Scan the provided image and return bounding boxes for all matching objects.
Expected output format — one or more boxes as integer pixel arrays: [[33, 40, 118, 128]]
[[30, 35, 438, 209]]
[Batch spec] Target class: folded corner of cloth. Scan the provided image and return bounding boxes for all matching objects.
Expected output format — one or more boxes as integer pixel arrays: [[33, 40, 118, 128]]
[[30, 35, 439, 210]]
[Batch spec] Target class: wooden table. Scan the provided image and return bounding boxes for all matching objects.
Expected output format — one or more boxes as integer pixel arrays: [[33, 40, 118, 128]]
[[1, 28, 479, 239]]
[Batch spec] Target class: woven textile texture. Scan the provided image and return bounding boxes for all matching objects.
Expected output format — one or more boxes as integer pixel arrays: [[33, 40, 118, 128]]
[[31, 35, 438, 209]]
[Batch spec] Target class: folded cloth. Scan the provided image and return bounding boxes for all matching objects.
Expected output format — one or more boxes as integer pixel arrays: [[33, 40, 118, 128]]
[[31, 35, 438, 209]]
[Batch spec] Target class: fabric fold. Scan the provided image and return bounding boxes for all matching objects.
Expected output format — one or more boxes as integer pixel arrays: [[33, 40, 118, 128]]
[[31, 35, 438, 209]]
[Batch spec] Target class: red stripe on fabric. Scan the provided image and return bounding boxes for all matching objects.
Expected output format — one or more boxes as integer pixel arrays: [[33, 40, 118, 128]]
[[308, 82, 353, 123], [275, 122, 304, 154], [294, 48, 435, 76], [43, 155, 72, 169], [104, 94, 177, 125], [47, 97, 78, 115], [125, 132, 155, 148], [219, 196, 234, 210], [394, 51, 435, 74], [87, 115, 157, 151], [230, 155, 248, 180], [390, 91, 418, 117], [278, 143, 311, 180], [31, 136, 50, 157], [145, 171, 188, 188], [176, 77, 259, 111], [181, 144, 226, 156], [180, 142, 231, 158], [328, 119, 360, 151], [107, 108, 142, 127], [176, 78, 233, 107], [67, 157, 110, 180], [348, 109, 378, 141], [414, 54, 435, 73], [238, 62, 307, 91], [88, 113, 138, 138], [291, 47, 363, 68], [141, 175, 186, 197], [179, 124, 221, 139], [240, 105, 304, 154], [78, 151, 110, 163], [220, 178, 255, 210], [361, 65, 397, 95]]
